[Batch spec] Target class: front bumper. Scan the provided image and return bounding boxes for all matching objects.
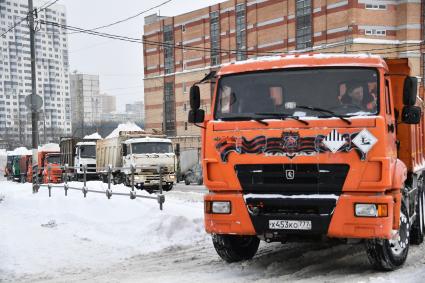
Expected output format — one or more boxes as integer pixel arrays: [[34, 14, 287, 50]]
[[204, 192, 396, 239], [133, 173, 176, 187]]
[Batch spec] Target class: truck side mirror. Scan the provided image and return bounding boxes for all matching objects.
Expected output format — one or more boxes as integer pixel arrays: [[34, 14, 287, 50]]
[[401, 105, 421, 124], [188, 109, 205, 123], [403, 76, 418, 106], [190, 85, 201, 110], [122, 144, 127, 156]]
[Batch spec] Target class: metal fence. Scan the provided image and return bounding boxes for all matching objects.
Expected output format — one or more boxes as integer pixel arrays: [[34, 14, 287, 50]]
[[33, 164, 166, 210]]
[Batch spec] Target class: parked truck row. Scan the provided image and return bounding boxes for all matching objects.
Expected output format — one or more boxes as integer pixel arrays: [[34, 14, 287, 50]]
[[3, 131, 178, 192]]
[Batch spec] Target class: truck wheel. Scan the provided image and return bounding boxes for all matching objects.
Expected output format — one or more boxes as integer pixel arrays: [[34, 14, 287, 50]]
[[212, 234, 260, 263], [163, 184, 173, 191], [185, 177, 190, 185], [411, 186, 424, 245], [197, 178, 203, 186], [365, 204, 409, 271]]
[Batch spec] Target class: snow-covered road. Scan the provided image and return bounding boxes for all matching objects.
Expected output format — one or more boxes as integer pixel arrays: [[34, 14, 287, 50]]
[[1, 181, 424, 282]]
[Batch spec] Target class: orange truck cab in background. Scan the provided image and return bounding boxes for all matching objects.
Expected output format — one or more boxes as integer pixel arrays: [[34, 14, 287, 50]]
[[188, 54, 425, 271], [34, 150, 62, 184]]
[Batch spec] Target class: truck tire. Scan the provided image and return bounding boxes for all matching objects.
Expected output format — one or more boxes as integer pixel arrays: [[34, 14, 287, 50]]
[[365, 204, 409, 271], [185, 178, 191, 185], [411, 185, 424, 245], [212, 234, 260, 263], [163, 184, 173, 191]]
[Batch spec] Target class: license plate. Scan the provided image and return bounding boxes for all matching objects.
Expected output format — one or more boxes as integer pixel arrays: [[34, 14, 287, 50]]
[[269, 220, 312, 230]]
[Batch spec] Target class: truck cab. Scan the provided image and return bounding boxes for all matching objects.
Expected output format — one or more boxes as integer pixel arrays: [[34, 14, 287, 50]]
[[189, 54, 424, 271], [42, 153, 62, 183], [74, 141, 97, 179], [122, 137, 176, 191]]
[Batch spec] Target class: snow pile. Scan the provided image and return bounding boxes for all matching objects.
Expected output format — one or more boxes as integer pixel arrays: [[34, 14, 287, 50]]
[[106, 122, 144, 139], [84, 132, 102, 140], [11, 147, 32, 156], [0, 181, 206, 280], [0, 150, 6, 178], [39, 143, 60, 152]]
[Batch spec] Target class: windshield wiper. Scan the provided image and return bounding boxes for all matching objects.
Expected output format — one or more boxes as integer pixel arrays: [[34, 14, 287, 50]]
[[220, 116, 269, 126], [255, 113, 309, 125], [295, 105, 352, 125]]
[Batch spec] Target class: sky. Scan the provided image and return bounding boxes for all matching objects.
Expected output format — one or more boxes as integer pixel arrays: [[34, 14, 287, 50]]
[[58, 0, 224, 111]]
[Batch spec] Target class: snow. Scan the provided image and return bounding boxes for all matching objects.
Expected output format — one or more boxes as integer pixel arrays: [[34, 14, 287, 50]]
[[0, 181, 206, 282], [106, 122, 144, 139], [353, 38, 422, 45], [76, 141, 97, 146], [83, 132, 102, 140], [1, 182, 425, 282], [226, 53, 381, 67], [10, 147, 32, 156], [0, 150, 6, 176], [39, 143, 60, 152], [124, 137, 172, 144]]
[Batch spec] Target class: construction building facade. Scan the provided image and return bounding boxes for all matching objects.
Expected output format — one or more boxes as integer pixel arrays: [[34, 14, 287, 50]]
[[143, 0, 425, 149]]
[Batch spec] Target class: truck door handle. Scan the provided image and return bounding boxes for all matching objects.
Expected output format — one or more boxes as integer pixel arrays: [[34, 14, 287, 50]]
[[387, 123, 395, 133]]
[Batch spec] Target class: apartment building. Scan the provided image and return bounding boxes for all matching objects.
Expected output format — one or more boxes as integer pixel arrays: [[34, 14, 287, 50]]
[[143, 0, 425, 148], [125, 100, 144, 122], [0, 0, 71, 145], [70, 73, 101, 137], [100, 93, 116, 115]]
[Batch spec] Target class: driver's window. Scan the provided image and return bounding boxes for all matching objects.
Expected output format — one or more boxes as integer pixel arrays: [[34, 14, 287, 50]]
[[338, 81, 377, 113], [219, 85, 232, 114]]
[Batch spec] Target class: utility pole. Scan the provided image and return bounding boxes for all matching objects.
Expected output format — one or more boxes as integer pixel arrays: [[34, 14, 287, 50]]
[[28, 0, 39, 156]]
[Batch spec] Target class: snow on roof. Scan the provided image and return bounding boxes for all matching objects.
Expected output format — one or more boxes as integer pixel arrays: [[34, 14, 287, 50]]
[[226, 53, 381, 67], [76, 141, 97, 146], [84, 132, 102, 140], [11, 147, 32, 156], [353, 38, 422, 45], [106, 122, 144, 139], [124, 137, 172, 144], [39, 143, 60, 152]]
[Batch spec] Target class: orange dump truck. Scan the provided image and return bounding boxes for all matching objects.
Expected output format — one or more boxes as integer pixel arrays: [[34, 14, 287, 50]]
[[188, 54, 425, 271], [33, 149, 62, 184]]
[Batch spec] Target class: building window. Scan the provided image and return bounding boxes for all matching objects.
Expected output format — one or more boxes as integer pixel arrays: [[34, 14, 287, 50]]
[[365, 4, 386, 10], [210, 11, 220, 66], [235, 4, 246, 61], [295, 0, 312, 50], [163, 25, 174, 74], [184, 122, 188, 131], [164, 82, 176, 136], [365, 29, 386, 36]]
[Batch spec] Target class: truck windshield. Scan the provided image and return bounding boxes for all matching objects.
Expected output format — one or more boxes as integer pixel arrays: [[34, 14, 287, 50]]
[[131, 142, 173, 154], [46, 155, 60, 164], [80, 145, 96, 159], [215, 68, 379, 120]]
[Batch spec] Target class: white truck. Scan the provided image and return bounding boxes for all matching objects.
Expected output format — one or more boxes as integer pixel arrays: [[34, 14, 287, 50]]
[[96, 131, 176, 191], [60, 137, 99, 180]]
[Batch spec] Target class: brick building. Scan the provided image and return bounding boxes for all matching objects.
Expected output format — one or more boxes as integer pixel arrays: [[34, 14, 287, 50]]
[[143, 0, 424, 149]]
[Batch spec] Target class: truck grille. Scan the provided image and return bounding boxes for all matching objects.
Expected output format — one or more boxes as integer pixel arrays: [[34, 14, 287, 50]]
[[236, 164, 349, 236], [235, 164, 349, 195], [87, 164, 96, 173]]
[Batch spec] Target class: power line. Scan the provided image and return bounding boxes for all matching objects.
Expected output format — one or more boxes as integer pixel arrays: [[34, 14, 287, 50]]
[[101, 85, 144, 91], [40, 19, 424, 58], [0, 0, 59, 38], [68, 0, 173, 35]]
